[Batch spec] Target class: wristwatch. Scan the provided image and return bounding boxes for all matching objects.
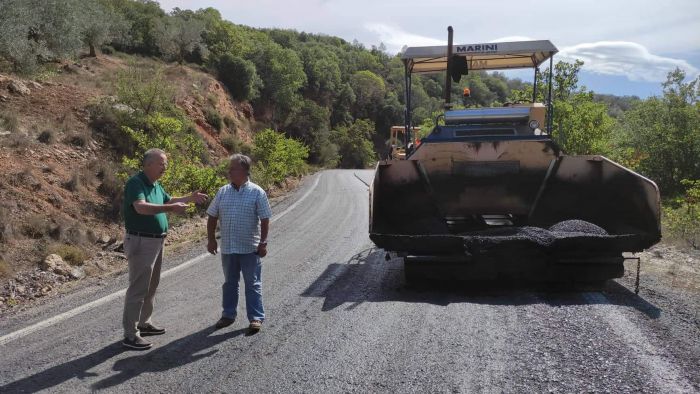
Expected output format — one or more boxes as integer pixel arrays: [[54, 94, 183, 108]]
[[259, 240, 267, 246]]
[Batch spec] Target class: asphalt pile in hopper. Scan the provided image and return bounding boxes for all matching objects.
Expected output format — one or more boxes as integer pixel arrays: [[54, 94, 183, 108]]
[[462, 219, 615, 248]]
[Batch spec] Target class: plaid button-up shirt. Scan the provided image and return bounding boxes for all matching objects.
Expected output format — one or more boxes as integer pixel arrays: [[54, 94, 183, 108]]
[[206, 181, 272, 254]]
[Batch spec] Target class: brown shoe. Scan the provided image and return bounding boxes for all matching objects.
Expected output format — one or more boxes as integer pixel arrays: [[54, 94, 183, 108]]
[[248, 320, 262, 333], [215, 317, 235, 329]]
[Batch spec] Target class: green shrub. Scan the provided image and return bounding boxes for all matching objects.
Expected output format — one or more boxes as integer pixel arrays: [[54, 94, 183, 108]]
[[252, 129, 309, 186], [204, 107, 223, 132], [333, 119, 377, 169], [250, 163, 275, 191], [220, 134, 252, 155], [663, 179, 700, 249], [37, 129, 55, 144]]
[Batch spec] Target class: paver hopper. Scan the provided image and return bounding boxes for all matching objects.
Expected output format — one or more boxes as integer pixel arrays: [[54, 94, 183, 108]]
[[369, 28, 661, 282]]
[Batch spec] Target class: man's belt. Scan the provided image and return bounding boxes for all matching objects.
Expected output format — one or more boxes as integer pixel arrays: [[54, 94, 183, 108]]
[[126, 230, 167, 238]]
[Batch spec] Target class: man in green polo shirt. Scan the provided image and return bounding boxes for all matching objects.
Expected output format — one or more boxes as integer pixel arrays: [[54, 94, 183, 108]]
[[122, 148, 207, 350]]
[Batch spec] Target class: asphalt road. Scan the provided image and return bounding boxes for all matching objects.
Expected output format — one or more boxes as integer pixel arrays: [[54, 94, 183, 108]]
[[0, 170, 698, 393]]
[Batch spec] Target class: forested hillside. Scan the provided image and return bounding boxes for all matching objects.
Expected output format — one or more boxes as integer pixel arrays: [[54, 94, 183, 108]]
[[0, 0, 699, 291]]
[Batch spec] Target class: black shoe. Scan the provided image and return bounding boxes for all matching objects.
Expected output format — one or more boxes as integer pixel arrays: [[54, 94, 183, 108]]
[[137, 323, 166, 336], [122, 335, 152, 350], [215, 317, 235, 329]]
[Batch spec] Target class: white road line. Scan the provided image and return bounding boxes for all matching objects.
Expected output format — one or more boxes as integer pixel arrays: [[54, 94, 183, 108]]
[[353, 172, 370, 187], [0, 173, 322, 346], [269, 173, 321, 225]]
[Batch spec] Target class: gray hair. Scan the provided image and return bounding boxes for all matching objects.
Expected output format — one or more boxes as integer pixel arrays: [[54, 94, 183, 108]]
[[229, 153, 252, 175], [142, 148, 166, 167]]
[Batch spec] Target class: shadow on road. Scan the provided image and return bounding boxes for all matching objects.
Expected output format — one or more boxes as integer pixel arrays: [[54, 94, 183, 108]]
[[91, 326, 247, 389], [301, 248, 661, 318], [0, 326, 246, 392], [0, 342, 124, 393]]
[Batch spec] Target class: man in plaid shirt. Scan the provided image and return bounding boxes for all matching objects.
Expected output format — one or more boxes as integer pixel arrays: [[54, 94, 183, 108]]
[[206, 154, 272, 333]]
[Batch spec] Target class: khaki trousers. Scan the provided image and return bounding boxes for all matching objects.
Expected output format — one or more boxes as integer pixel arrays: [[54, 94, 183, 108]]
[[122, 233, 164, 339]]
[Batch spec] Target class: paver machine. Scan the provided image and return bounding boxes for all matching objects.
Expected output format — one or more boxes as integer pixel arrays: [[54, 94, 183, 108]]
[[369, 27, 661, 283]]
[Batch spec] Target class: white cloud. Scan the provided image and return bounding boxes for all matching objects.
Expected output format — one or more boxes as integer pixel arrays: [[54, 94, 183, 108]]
[[559, 41, 699, 83], [364, 23, 443, 53], [365, 25, 698, 85], [490, 36, 536, 43]]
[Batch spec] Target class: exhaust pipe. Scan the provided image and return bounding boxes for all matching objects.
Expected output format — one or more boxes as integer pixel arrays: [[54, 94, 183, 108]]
[[444, 26, 453, 108]]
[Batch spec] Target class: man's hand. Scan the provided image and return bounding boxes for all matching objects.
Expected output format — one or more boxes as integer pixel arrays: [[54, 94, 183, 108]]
[[189, 191, 208, 205], [169, 202, 188, 214], [256, 243, 267, 258], [207, 239, 218, 255]]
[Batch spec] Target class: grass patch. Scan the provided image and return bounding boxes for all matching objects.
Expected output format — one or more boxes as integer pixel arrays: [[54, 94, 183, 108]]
[[0, 132, 31, 149], [64, 129, 90, 147], [64, 225, 89, 246], [97, 164, 122, 196], [223, 115, 236, 129], [22, 214, 49, 239], [91, 161, 124, 220], [8, 167, 40, 190], [35, 68, 59, 82], [0, 259, 12, 279], [0, 206, 12, 243], [63, 173, 82, 192], [0, 111, 19, 133], [87, 100, 134, 155], [47, 243, 87, 266], [207, 93, 218, 106]]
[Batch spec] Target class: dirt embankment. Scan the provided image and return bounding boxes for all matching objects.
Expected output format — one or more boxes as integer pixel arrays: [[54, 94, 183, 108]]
[[0, 54, 257, 312]]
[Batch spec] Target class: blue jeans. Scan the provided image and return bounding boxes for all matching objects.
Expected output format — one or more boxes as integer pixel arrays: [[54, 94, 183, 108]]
[[221, 253, 265, 322]]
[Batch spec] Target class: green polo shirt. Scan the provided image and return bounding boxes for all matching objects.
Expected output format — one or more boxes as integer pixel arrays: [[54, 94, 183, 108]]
[[123, 171, 171, 234]]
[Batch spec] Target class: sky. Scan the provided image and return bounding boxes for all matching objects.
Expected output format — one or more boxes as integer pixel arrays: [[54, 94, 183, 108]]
[[159, 0, 700, 98]]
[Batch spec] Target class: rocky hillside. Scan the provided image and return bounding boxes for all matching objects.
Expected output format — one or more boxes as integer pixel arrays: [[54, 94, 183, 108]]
[[0, 54, 256, 311]]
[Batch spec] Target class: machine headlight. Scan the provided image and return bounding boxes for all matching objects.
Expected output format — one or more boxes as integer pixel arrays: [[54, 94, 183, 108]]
[[528, 119, 540, 130]]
